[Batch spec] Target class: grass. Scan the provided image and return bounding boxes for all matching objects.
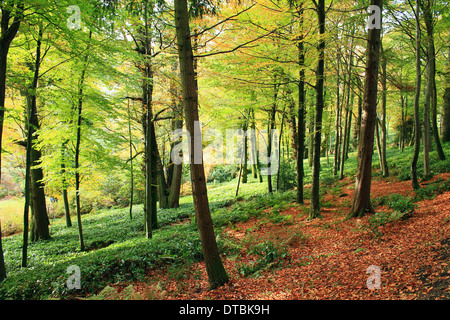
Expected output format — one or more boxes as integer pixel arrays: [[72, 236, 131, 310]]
[[0, 198, 24, 236], [1, 142, 449, 299]]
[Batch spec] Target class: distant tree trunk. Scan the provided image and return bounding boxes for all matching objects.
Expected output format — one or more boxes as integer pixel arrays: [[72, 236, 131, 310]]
[[268, 76, 279, 194], [0, 2, 23, 184], [422, 1, 445, 161], [61, 143, 72, 227], [250, 109, 263, 183], [443, 48, 450, 143], [411, 0, 422, 190], [174, 0, 229, 289], [310, 0, 325, 219], [348, 0, 382, 218], [297, 3, 305, 204], [380, 44, 389, 176], [127, 99, 134, 219], [334, 49, 342, 176]]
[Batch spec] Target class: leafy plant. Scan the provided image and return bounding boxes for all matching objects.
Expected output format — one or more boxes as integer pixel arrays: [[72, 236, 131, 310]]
[[237, 241, 290, 277]]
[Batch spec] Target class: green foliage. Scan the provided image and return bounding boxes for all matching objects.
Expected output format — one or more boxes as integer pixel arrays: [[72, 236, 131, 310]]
[[207, 164, 238, 184], [414, 178, 450, 201], [372, 193, 416, 214], [277, 158, 297, 191], [237, 241, 290, 277]]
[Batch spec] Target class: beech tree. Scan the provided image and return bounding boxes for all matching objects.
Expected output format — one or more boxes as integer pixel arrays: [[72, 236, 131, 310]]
[[174, 0, 229, 289], [348, 0, 383, 217]]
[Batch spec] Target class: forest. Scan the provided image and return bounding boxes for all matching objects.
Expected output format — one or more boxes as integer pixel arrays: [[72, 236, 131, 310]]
[[0, 0, 449, 302]]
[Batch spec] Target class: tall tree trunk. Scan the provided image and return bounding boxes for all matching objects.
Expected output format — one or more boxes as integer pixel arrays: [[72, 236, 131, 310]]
[[174, 0, 228, 289], [442, 48, 450, 143], [127, 99, 134, 219], [28, 27, 50, 242], [310, 0, 325, 219], [334, 49, 342, 176], [74, 32, 92, 251], [140, 2, 158, 237], [380, 44, 389, 176], [297, 3, 305, 204], [422, 3, 431, 177], [412, 0, 422, 189], [268, 81, 278, 194], [422, 1, 445, 160], [0, 1, 23, 184], [22, 90, 34, 267], [348, 0, 382, 218], [1, 1, 24, 279]]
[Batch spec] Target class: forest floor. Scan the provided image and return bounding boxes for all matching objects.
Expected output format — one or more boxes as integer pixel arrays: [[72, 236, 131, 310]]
[[124, 173, 450, 300]]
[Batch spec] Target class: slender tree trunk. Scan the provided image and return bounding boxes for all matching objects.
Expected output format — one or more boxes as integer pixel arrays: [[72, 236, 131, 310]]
[[21, 92, 34, 267], [174, 0, 228, 289], [310, 0, 325, 219], [348, 0, 382, 218], [443, 48, 450, 143], [74, 32, 92, 251], [61, 142, 72, 227], [268, 76, 278, 194], [422, 3, 431, 177], [412, 19, 422, 191], [380, 44, 389, 176], [422, 1, 445, 160], [334, 50, 341, 176], [128, 99, 134, 219], [297, 4, 305, 204]]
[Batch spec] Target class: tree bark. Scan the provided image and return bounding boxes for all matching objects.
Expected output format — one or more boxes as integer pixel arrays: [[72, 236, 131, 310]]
[[74, 31, 92, 251], [0, 1, 23, 184], [348, 0, 382, 218], [28, 27, 50, 242], [411, 0, 422, 190], [443, 47, 450, 143], [380, 44, 389, 176], [310, 0, 325, 219], [297, 3, 305, 204], [422, 1, 445, 161], [174, 0, 229, 289]]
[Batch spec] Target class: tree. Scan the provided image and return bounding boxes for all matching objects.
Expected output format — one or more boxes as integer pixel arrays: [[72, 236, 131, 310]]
[[27, 25, 50, 241], [296, 0, 306, 204], [348, 0, 382, 218], [411, 0, 422, 190], [0, 1, 23, 183], [174, 0, 229, 289], [309, 0, 325, 219], [444, 47, 450, 143], [422, 0, 445, 161]]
